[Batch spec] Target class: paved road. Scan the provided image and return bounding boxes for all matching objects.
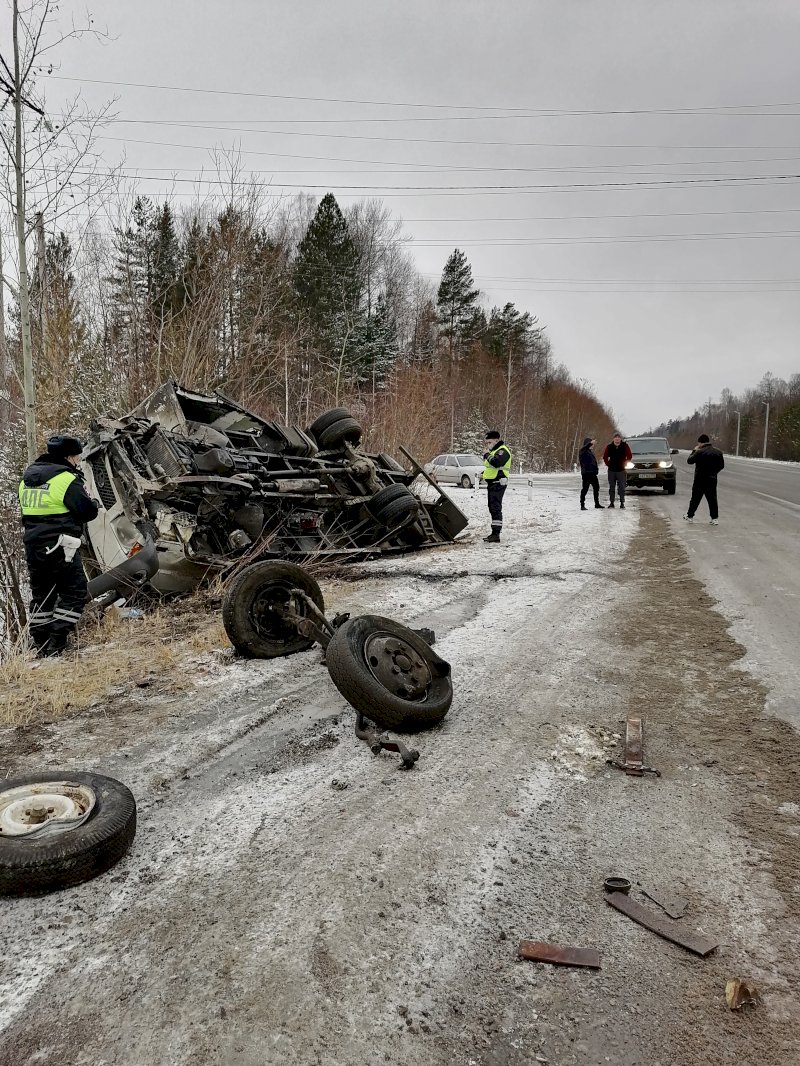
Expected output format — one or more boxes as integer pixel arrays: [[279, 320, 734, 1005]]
[[640, 453, 800, 729]]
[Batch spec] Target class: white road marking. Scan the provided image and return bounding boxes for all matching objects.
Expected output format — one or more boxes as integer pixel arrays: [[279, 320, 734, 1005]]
[[753, 491, 800, 514]]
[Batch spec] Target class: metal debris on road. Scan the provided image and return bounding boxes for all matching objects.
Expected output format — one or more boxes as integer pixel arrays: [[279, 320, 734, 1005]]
[[354, 710, 420, 770], [725, 977, 761, 1010], [607, 716, 660, 777], [603, 876, 632, 895], [639, 884, 689, 919], [605, 891, 718, 957], [517, 940, 602, 969]]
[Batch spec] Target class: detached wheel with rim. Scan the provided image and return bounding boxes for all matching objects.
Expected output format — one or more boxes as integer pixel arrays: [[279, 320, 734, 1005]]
[[0, 771, 136, 895], [326, 614, 452, 732], [223, 560, 325, 658]]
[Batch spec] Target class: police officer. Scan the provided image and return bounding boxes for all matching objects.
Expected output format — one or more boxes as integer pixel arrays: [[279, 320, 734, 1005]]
[[18, 435, 99, 656], [482, 430, 512, 543]]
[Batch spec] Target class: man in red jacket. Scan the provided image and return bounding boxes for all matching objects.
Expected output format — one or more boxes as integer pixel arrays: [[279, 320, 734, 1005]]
[[602, 432, 633, 509]]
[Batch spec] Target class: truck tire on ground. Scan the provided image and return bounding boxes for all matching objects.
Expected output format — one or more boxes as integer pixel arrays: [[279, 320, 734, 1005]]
[[366, 484, 420, 527], [326, 614, 452, 732], [223, 560, 325, 658], [308, 407, 352, 441], [316, 416, 363, 451], [0, 772, 136, 896]]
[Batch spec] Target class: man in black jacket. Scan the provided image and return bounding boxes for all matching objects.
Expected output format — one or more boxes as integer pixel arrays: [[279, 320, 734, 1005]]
[[578, 437, 604, 510], [18, 435, 99, 655], [684, 434, 725, 525], [602, 432, 633, 509]]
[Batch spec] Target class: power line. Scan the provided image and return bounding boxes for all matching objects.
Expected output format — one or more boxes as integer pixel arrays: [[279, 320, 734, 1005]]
[[46, 75, 800, 116]]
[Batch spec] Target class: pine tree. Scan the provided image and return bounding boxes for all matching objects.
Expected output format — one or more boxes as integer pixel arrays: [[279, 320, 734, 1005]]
[[436, 249, 481, 362], [293, 193, 361, 357]]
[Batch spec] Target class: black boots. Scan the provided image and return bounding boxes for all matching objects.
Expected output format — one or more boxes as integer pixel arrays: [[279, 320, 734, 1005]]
[[608, 501, 615, 508], [595, 503, 605, 508], [580, 503, 587, 510], [484, 532, 501, 543]]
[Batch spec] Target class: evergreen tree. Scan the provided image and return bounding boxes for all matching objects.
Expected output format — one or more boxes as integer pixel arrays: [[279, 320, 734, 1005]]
[[293, 193, 361, 357], [436, 248, 481, 361]]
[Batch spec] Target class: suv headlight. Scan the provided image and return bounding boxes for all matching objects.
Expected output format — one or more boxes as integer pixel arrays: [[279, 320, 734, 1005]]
[[658, 461, 673, 468], [625, 461, 634, 470]]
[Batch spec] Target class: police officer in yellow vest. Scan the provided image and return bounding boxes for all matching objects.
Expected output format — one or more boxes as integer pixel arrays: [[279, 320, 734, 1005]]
[[482, 430, 512, 543], [18, 435, 98, 655]]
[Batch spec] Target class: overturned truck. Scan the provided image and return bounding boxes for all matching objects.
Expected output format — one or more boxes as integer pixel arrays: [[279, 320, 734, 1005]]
[[81, 382, 468, 594]]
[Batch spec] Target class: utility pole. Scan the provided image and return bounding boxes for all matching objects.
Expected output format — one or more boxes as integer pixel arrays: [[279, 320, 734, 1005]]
[[734, 409, 741, 457], [0, 229, 8, 440], [762, 401, 770, 459], [12, 0, 38, 462]]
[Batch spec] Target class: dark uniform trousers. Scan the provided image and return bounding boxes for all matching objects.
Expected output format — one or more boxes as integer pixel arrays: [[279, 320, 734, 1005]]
[[580, 473, 601, 506], [25, 540, 88, 652], [487, 481, 507, 531], [687, 477, 719, 520]]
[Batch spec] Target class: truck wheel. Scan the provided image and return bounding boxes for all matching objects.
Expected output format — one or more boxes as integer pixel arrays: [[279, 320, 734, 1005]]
[[316, 416, 363, 451], [223, 561, 325, 658], [309, 407, 352, 440], [0, 772, 136, 896], [366, 484, 420, 527], [326, 615, 452, 732]]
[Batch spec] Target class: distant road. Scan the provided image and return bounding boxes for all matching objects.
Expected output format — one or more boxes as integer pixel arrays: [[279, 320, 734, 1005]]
[[643, 452, 800, 729]]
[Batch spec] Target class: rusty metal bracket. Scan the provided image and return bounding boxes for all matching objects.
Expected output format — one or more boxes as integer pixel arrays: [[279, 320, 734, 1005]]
[[518, 940, 601, 969], [354, 710, 420, 770], [607, 715, 660, 777], [605, 891, 718, 957]]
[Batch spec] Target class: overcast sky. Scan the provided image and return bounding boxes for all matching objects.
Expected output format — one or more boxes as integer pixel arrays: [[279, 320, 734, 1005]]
[[15, 0, 800, 432]]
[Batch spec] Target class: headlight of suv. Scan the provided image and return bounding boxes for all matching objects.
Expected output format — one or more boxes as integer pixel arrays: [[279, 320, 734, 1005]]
[[625, 461, 634, 470], [658, 461, 673, 468]]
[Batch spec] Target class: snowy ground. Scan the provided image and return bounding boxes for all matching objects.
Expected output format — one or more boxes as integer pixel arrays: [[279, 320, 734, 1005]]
[[1, 479, 798, 1066]]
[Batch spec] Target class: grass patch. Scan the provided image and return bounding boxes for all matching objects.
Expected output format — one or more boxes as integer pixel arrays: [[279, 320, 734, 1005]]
[[0, 595, 230, 728]]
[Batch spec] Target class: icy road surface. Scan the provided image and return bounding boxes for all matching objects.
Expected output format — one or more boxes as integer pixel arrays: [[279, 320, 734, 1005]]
[[2, 479, 799, 1066]]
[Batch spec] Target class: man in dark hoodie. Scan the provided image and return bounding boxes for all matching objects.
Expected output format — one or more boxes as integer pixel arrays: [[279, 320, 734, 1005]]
[[602, 432, 633, 509], [18, 435, 99, 655], [684, 433, 725, 525], [578, 437, 604, 510]]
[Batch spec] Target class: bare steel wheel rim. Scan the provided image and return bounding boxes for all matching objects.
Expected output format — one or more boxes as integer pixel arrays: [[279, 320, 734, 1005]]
[[0, 782, 96, 837], [363, 632, 432, 702]]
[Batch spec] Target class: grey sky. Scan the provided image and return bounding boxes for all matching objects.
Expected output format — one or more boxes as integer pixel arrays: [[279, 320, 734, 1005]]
[[29, 1, 800, 430]]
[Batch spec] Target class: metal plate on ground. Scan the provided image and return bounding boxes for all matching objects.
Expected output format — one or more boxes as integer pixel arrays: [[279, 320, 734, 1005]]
[[606, 892, 718, 957], [639, 885, 689, 920], [517, 940, 601, 969]]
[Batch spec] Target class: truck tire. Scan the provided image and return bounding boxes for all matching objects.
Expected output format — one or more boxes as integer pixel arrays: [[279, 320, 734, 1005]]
[[366, 484, 420, 527], [309, 407, 352, 441], [326, 614, 452, 732], [223, 560, 325, 658], [316, 416, 363, 451], [0, 772, 136, 896]]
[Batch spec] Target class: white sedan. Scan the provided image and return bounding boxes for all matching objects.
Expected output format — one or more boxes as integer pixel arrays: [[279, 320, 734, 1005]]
[[424, 453, 485, 489]]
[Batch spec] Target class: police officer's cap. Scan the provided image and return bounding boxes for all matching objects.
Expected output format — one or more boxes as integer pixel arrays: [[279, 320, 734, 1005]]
[[47, 434, 84, 459], [485, 430, 501, 440]]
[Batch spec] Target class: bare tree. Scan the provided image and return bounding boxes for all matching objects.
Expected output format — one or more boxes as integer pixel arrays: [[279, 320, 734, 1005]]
[[0, 0, 117, 459]]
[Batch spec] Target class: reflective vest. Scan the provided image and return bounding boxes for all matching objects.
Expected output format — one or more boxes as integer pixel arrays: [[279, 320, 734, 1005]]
[[18, 470, 76, 517], [483, 444, 513, 482]]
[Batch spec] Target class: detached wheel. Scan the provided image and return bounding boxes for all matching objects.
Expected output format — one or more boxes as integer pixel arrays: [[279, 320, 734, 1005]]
[[460, 474, 473, 489], [309, 407, 352, 440], [316, 416, 363, 451], [223, 560, 324, 658], [366, 484, 420, 527], [0, 772, 136, 896], [326, 615, 452, 732]]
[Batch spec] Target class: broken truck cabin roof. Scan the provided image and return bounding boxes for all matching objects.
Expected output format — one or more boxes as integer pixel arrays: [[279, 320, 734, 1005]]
[[81, 382, 468, 594]]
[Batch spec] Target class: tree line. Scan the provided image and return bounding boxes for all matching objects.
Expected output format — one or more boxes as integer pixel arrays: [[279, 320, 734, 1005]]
[[1, 184, 615, 476], [651, 371, 800, 460]]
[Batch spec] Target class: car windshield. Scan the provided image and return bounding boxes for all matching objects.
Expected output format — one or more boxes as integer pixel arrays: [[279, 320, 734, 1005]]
[[629, 438, 669, 456], [459, 455, 483, 466]]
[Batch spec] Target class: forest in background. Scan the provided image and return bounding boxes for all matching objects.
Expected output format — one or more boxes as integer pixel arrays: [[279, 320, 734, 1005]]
[[652, 370, 800, 460], [0, 184, 615, 478]]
